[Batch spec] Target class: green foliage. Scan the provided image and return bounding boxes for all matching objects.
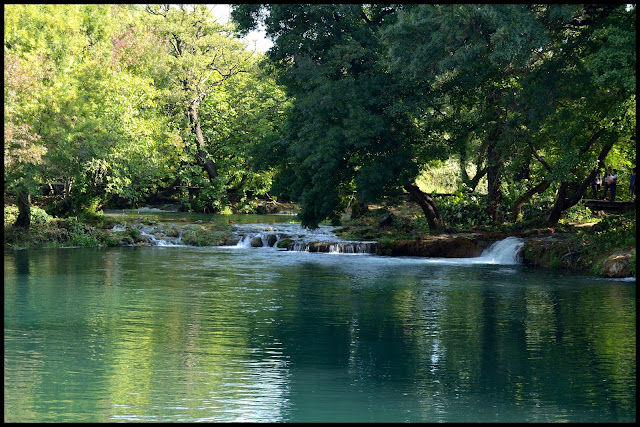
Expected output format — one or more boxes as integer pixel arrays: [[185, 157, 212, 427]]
[[4, 4, 182, 216], [198, 65, 287, 211], [5, 4, 283, 220], [4, 205, 52, 227], [3, 206, 18, 228], [566, 211, 636, 275], [242, 4, 635, 227], [233, 5, 423, 228], [437, 193, 491, 230], [4, 3, 636, 231], [519, 193, 557, 225], [127, 227, 140, 240], [143, 4, 278, 213], [416, 159, 487, 194], [180, 225, 233, 246], [29, 206, 53, 225], [335, 208, 430, 243], [3, 209, 123, 249], [560, 202, 598, 223]]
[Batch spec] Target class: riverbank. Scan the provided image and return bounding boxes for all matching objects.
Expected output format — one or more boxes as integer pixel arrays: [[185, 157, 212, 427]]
[[3, 204, 635, 279], [334, 208, 635, 279]]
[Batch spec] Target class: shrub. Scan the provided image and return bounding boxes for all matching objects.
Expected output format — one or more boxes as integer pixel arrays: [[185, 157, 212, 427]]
[[4, 205, 19, 227], [181, 225, 233, 246], [30, 206, 53, 225], [68, 231, 100, 247], [127, 227, 141, 240], [437, 191, 490, 230], [3, 204, 53, 227]]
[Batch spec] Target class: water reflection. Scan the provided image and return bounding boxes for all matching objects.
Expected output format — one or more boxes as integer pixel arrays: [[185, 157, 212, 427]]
[[4, 246, 636, 422]]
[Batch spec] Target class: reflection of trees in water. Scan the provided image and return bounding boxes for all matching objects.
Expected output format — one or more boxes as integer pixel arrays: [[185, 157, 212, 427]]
[[279, 262, 636, 421], [3, 249, 636, 422]]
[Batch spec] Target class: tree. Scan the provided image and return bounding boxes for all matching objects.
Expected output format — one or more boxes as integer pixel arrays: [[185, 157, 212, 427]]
[[384, 4, 552, 224], [3, 123, 46, 230], [144, 5, 252, 198], [197, 62, 289, 210], [4, 7, 51, 229], [518, 4, 635, 224], [382, 4, 635, 226], [4, 5, 182, 215], [233, 4, 447, 229], [5, 4, 284, 217]]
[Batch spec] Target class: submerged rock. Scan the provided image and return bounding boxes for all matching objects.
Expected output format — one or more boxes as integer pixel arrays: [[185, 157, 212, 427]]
[[250, 236, 264, 247], [223, 235, 241, 246], [265, 233, 278, 247]]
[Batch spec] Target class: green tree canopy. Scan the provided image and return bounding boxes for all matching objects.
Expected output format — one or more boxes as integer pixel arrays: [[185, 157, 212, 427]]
[[234, 4, 635, 228], [233, 4, 446, 229]]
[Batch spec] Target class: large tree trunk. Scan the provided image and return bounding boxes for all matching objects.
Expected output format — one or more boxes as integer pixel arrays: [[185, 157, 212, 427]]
[[15, 190, 31, 231], [404, 182, 444, 232], [547, 168, 601, 224], [546, 137, 616, 225], [188, 101, 218, 182], [486, 139, 503, 224], [546, 181, 569, 224], [512, 180, 551, 221]]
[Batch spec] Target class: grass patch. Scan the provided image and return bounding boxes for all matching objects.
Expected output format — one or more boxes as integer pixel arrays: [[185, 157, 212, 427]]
[[180, 224, 234, 246]]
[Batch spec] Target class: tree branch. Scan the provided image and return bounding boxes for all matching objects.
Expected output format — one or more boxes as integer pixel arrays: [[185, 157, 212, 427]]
[[527, 139, 552, 172]]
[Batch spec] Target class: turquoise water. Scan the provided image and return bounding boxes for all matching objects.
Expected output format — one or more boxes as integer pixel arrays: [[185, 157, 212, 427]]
[[4, 239, 636, 422]]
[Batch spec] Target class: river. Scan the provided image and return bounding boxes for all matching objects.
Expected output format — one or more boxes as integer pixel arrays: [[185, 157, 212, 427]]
[[3, 213, 636, 422]]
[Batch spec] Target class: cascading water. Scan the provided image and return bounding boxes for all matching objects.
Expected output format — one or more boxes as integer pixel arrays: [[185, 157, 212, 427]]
[[111, 223, 184, 246], [477, 237, 525, 264], [232, 223, 526, 262], [232, 223, 377, 254], [110, 218, 526, 262]]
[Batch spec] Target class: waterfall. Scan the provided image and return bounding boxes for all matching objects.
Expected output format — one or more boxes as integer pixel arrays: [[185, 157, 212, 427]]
[[477, 237, 525, 265], [135, 224, 183, 246], [287, 241, 377, 253], [112, 220, 526, 261], [328, 242, 377, 254], [235, 232, 280, 248], [232, 223, 376, 254]]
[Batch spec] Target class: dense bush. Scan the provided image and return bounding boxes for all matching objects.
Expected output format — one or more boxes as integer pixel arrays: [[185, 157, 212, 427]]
[[437, 191, 491, 230], [559, 210, 636, 275], [4, 204, 120, 249], [180, 224, 234, 246], [4, 205, 53, 227]]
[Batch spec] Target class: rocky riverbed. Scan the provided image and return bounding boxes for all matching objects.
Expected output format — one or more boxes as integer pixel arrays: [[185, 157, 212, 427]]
[[119, 221, 633, 278]]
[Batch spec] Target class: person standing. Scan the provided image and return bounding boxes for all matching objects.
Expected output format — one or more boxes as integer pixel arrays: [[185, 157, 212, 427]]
[[591, 169, 602, 199], [609, 169, 618, 202], [602, 167, 613, 200], [630, 167, 636, 201]]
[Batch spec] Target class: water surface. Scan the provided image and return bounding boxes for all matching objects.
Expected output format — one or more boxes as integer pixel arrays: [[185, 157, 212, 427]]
[[4, 236, 636, 422]]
